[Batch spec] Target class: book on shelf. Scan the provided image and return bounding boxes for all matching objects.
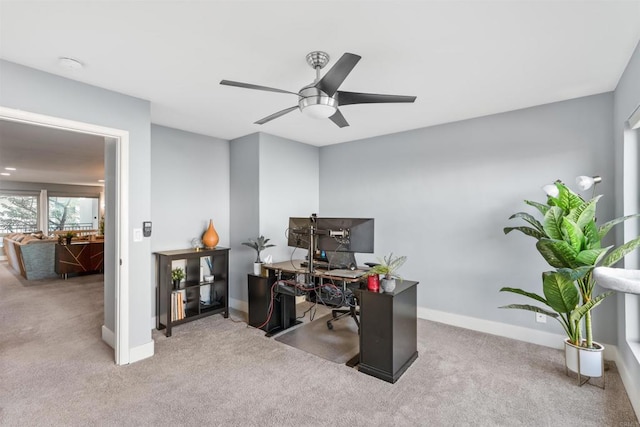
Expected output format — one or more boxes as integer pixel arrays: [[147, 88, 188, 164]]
[[171, 291, 186, 321]]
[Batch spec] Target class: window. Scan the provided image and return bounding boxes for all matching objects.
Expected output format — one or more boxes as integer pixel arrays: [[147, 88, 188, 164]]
[[48, 196, 99, 232], [0, 193, 39, 248], [0, 193, 39, 234], [624, 105, 640, 360]]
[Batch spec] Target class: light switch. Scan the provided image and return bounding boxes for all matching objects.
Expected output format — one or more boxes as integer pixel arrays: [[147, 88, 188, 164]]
[[133, 228, 143, 242]]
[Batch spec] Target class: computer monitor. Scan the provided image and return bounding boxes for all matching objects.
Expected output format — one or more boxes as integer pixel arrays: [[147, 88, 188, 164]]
[[287, 217, 313, 249], [316, 217, 374, 253]]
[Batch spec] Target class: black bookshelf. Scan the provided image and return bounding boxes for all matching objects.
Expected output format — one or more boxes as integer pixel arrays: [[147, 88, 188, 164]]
[[155, 247, 229, 337]]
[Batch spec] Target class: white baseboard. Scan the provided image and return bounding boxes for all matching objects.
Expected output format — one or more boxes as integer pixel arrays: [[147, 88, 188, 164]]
[[103, 324, 154, 364], [101, 325, 115, 349], [417, 307, 567, 350], [129, 340, 154, 364]]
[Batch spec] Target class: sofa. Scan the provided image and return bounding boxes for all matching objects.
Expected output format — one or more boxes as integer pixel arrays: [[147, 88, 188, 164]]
[[3, 232, 57, 280]]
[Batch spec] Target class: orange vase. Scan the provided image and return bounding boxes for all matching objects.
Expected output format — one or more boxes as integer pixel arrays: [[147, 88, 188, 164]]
[[202, 219, 219, 249]]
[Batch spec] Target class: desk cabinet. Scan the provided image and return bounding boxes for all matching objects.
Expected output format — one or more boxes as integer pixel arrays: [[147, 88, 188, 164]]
[[55, 241, 104, 278], [248, 273, 298, 336], [357, 280, 419, 383], [155, 247, 229, 337]]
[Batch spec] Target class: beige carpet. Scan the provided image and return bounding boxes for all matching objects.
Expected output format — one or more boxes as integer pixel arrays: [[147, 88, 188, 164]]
[[275, 312, 359, 364], [1, 261, 638, 426]]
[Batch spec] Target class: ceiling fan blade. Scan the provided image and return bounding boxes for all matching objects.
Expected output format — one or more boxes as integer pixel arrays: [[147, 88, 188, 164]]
[[329, 109, 349, 128], [315, 53, 361, 97], [337, 91, 417, 106], [220, 80, 298, 95], [254, 106, 299, 125]]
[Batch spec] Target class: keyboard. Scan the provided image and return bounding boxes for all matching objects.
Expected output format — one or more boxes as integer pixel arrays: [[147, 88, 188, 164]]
[[323, 269, 366, 279]]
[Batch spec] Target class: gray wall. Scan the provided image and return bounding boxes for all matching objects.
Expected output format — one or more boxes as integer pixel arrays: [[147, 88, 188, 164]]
[[150, 124, 230, 316], [258, 133, 319, 263], [0, 59, 153, 349], [320, 93, 617, 342], [229, 132, 319, 305], [613, 39, 640, 410], [229, 133, 260, 305]]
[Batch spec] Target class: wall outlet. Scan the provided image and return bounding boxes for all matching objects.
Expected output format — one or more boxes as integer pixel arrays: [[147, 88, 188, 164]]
[[535, 312, 547, 323]]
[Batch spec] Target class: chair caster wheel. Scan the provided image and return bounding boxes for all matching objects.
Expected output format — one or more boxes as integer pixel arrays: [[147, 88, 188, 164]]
[[327, 321, 333, 330]]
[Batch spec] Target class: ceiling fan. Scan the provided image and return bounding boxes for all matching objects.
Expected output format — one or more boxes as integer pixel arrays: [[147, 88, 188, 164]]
[[220, 51, 417, 128]]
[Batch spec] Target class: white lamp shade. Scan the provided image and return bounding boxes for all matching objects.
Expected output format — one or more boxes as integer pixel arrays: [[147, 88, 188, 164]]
[[302, 104, 336, 119], [542, 184, 559, 197], [576, 175, 601, 191], [576, 176, 594, 191]]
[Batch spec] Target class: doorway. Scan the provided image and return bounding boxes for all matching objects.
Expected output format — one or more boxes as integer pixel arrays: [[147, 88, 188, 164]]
[[0, 106, 130, 365]]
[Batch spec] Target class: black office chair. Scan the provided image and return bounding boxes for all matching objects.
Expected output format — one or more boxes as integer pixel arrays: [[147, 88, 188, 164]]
[[325, 286, 360, 331]]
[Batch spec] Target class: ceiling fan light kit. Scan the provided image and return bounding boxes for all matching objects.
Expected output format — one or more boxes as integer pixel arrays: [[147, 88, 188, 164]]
[[298, 85, 338, 119], [220, 51, 417, 128]]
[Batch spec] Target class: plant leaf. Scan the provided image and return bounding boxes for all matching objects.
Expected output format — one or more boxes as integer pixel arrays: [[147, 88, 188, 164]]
[[575, 247, 610, 266], [542, 271, 579, 314], [503, 226, 546, 239], [598, 213, 640, 240], [574, 195, 601, 230], [602, 236, 640, 267], [583, 220, 601, 249], [557, 266, 592, 281], [525, 200, 550, 216], [569, 291, 614, 324], [499, 304, 559, 319], [561, 217, 584, 253], [508, 212, 545, 233], [499, 286, 548, 305], [543, 207, 565, 241], [555, 182, 585, 212], [536, 238, 578, 268]]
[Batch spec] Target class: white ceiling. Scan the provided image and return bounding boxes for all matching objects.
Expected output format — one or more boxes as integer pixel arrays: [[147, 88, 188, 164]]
[[0, 119, 104, 186], [0, 0, 639, 151]]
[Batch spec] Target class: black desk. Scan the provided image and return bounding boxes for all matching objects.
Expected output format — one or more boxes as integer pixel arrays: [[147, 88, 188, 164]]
[[248, 260, 419, 383]]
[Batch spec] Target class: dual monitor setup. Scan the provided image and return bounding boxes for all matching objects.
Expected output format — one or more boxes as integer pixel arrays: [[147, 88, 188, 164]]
[[287, 214, 374, 273]]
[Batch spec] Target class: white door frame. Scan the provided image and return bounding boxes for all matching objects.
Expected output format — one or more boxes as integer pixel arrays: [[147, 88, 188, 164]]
[[0, 106, 130, 365]]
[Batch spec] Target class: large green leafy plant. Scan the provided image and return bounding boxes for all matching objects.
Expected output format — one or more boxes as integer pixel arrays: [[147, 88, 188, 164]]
[[500, 181, 640, 348]]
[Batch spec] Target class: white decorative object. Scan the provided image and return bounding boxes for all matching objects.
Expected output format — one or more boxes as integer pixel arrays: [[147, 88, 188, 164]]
[[253, 262, 262, 276], [200, 285, 211, 305], [593, 267, 640, 295], [564, 339, 604, 386]]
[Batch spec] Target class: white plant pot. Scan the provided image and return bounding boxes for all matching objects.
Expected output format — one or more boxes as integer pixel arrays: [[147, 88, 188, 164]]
[[253, 262, 263, 276], [381, 278, 396, 293], [564, 339, 604, 378]]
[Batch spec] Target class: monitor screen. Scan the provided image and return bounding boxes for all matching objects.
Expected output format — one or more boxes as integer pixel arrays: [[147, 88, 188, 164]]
[[316, 217, 374, 253], [287, 217, 312, 249]]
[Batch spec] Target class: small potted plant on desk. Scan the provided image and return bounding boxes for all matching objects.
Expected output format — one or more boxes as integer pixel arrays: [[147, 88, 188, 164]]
[[364, 253, 407, 293], [242, 236, 275, 276], [171, 267, 185, 290]]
